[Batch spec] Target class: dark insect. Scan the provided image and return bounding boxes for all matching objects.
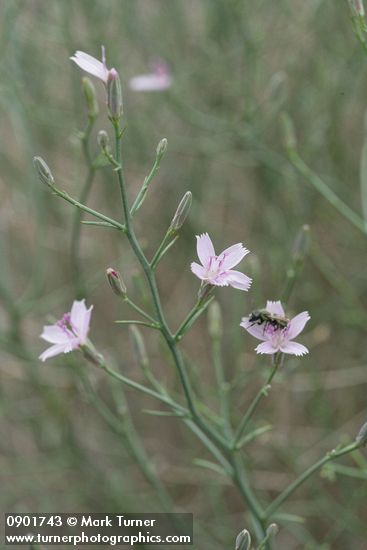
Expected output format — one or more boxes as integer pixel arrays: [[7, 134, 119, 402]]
[[248, 309, 289, 331]]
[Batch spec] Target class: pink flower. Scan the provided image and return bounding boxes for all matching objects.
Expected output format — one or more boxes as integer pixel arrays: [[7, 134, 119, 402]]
[[70, 46, 114, 84], [39, 300, 93, 362], [240, 300, 310, 356], [129, 61, 172, 92], [191, 233, 252, 291]]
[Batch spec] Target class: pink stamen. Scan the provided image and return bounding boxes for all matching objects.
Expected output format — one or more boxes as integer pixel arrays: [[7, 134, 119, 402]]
[[57, 313, 75, 335]]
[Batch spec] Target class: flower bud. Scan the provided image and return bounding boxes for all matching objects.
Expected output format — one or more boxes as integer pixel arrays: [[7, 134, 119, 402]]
[[82, 77, 99, 118], [349, 0, 365, 16], [33, 156, 55, 188], [292, 224, 310, 262], [266, 71, 287, 103], [356, 421, 367, 446], [235, 529, 251, 550], [156, 138, 168, 158], [98, 130, 110, 150], [169, 191, 192, 233], [280, 112, 297, 151], [107, 69, 123, 120], [266, 523, 279, 538], [129, 326, 149, 370], [106, 268, 127, 297], [208, 301, 222, 339]]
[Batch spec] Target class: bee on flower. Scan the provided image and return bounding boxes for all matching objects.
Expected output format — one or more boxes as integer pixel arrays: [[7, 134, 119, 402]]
[[241, 300, 310, 356]]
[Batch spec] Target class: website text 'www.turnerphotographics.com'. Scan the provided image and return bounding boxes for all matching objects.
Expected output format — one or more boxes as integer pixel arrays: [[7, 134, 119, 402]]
[[4, 513, 193, 546]]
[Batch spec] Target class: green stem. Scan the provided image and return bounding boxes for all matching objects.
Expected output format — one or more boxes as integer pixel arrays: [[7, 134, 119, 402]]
[[101, 361, 234, 483], [124, 297, 158, 324], [70, 116, 97, 294], [110, 120, 266, 541], [288, 148, 367, 236], [115, 320, 160, 329], [232, 357, 280, 449], [71, 167, 95, 293], [112, 121, 228, 451], [236, 425, 272, 450], [53, 186, 126, 231], [211, 334, 231, 437], [100, 362, 187, 414], [130, 155, 162, 215], [265, 441, 362, 519], [184, 419, 234, 474], [78, 366, 173, 511], [81, 220, 117, 229], [230, 453, 267, 539], [150, 231, 178, 270], [175, 296, 215, 341]]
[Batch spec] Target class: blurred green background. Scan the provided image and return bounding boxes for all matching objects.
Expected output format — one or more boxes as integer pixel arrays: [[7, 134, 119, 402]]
[[1, 1, 367, 548]]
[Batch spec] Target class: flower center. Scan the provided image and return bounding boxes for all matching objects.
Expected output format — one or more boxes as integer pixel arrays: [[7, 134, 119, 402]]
[[205, 254, 227, 279], [265, 324, 289, 347], [57, 313, 76, 337], [204, 256, 217, 277]]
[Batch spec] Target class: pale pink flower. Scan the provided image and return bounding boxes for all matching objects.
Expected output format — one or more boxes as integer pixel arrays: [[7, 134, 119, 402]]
[[240, 300, 310, 356], [70, 46, 114, 84], [39, 300, 93, 362], [129, 61, 172, 92], [191, 233, 252, 291]]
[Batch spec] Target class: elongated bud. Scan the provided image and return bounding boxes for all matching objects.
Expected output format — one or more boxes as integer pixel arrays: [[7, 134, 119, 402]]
[[292, 224, 310, 262], [98, 130, 110, 150], [169, 191, 192, 232], [235, 529, 251, 550], [266, 71, 287, 102], [156, 138, 168, 158], [280, 112, 297, 151], [349, 0, 365, 16], [266, 523, 279, 538], [356, 422, 367, 446], [208, 301, 222, 339], [33, 156, 55, 187], [106, 268, 127, 297], [129, 326, 149, 369], [107, 69, 123, 120], [82, 77, 99, 118]]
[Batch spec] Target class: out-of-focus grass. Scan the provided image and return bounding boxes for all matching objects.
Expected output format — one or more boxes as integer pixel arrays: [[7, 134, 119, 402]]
[[1, 1, 367, 548]]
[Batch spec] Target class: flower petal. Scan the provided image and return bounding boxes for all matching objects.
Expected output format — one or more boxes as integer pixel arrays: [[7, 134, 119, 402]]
[[240, 317, 268, 341], [40, 325, 70, 344], [255, 341, 278, 355], [70, 299, 87, 326], [287, 312, 310, 340], [266, 301, 285, 317], [226, 270, 252, 291], [210, 274, 229, 286], [39, 343, 71, 362], [196, 233, 215, 267], [280, 341, 309, 356], [70, 300, 92, 342], [190, 262, 207, 280], [129, 74, 172, 92], [217, 243, 249, 270], [80, 305, 93, 342], [70, 51, 108, 82]]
